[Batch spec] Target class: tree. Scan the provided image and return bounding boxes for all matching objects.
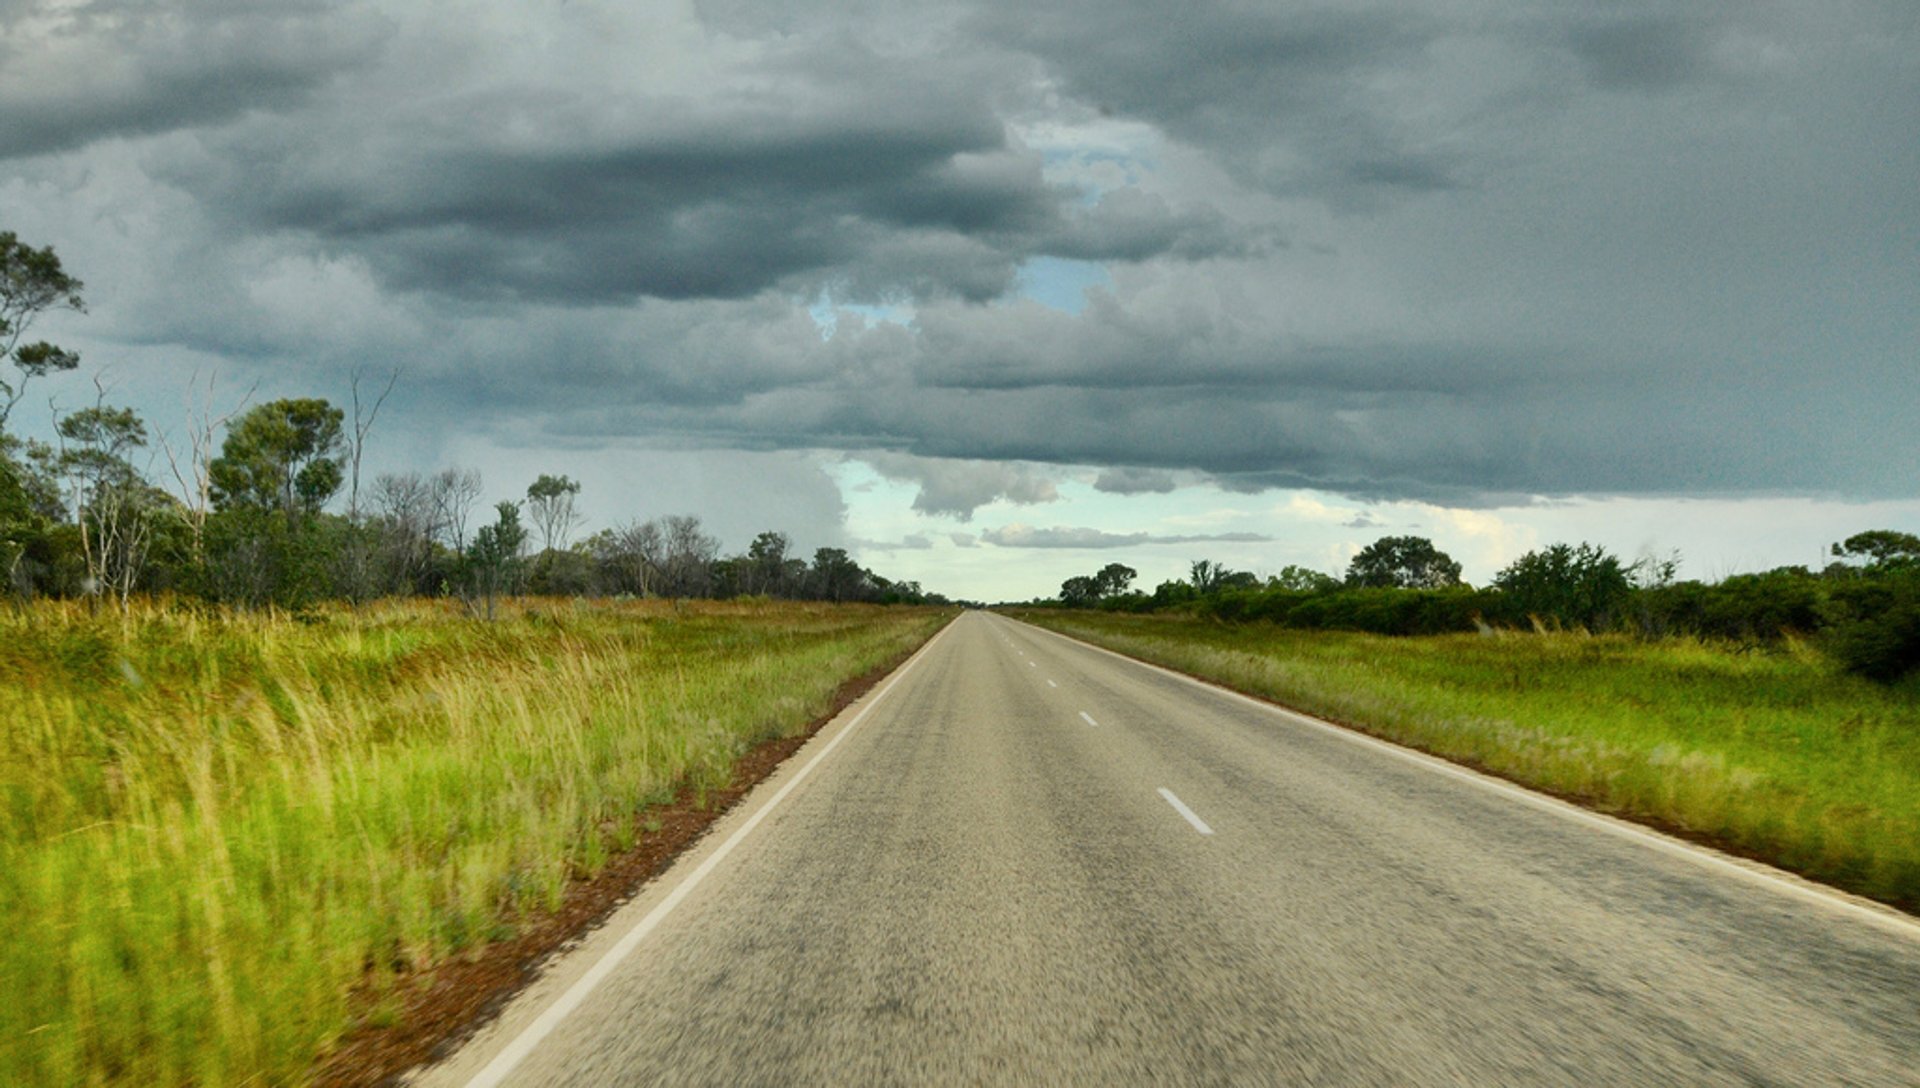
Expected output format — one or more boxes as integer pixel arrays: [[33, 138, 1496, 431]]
[[1345, 535, 1462, 589], [1189, 559, 1225, 594], [370, 470, 449, 595], [1493, 542, 1631, 630], [1833, 530, 1920, 573], [1059, 575, 1099, 607], [209, 398, 346, 515], [1093, 562, 1137, 598], [0, 230, 85, 431], [1269, 565, 1338, 593], [810, 546, 865, 602], [55, 396, 160, 608], [745, 530, 791, 596], [155, 372, 256, 568], [525, 473, 583, 553], [345, 367, 397, 521], [430, 467, 483, 551], [466, 501, 526, 620]]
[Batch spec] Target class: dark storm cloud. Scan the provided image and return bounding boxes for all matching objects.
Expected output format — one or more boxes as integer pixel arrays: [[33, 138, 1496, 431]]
[[1093, 467, 1178, 496], [980, 525, 1273, 549], [138, 22, 1246, 306], [0, 1, 387, 159], [4, 0, 1916, 515], [974, 1, 1456, 206]]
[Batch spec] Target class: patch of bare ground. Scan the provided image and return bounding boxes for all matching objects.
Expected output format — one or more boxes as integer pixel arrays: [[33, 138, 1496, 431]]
[[309, 644, 925, 1088]]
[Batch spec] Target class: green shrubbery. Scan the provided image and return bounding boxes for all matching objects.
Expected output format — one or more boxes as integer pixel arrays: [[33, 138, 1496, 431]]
[[1053, 531, 1920, 684]]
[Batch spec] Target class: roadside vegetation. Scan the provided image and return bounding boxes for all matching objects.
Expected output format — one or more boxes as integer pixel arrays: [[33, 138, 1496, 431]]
[[1046, 531, 1920, 686], [1011, 609, 1920, 912], [1029, 528, 1920, 910], [0, 597, 949, 1086]]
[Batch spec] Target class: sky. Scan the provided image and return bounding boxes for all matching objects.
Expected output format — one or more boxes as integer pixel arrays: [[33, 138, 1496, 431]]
[[2, 0, 1915, 602]]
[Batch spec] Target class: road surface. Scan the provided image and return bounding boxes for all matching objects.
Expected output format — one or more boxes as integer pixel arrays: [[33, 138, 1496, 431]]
[[418, 610, 1920, 1086]]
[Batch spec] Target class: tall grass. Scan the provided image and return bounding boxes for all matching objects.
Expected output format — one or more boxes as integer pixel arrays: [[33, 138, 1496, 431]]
[[1014, 610, 1920, 910], [0, 597, 948, 1087]]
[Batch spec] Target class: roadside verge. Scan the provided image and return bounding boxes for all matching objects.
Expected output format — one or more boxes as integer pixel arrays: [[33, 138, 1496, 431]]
[[313, 612, 955, 1087]]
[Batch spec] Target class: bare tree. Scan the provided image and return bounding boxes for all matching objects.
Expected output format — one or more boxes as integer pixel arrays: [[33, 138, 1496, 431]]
[[156, 372, 256, 562], [372, 470, 442, 594], [346, 366, 398, 522], [429, 467, 482, 551], [612, 518, 664, 596], [660, 515, 718, 598]]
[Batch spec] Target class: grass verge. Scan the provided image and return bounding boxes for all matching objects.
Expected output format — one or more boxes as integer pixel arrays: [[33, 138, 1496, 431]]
[[1011, 609, 1920, 912], [1, 597, 950, 1087]]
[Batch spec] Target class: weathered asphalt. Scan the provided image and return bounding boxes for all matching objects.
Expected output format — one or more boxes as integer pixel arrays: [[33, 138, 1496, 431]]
[[416, 610, 1920, 1086]]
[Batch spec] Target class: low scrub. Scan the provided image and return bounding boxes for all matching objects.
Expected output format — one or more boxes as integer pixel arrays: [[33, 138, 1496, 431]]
[[1013, 610, 1920, 911], [0, 598, 948, 1086]]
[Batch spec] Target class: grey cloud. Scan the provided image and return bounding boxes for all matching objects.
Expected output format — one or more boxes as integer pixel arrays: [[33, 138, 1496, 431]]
[[855, 533, 934, 552], [950, 532, 980, 548], [859, 452, 1060, 520], [135, 21, 1248, 307], [977, 2, 1454, 207], [0, 1, 388, 160], [980, 524, 1274, 549], [1093, 467, 1178, 495], [4, 0, 1915, 517], [1566, 18, 1713, 91]]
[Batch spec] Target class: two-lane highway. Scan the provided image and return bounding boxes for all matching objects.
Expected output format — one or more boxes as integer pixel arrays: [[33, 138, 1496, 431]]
[[420, 611, 1920, 1086]]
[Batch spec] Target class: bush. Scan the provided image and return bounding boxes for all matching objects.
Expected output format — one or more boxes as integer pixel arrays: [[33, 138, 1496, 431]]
[[1827, 573, 1920, 683], [1492, 542, 1632, 631]]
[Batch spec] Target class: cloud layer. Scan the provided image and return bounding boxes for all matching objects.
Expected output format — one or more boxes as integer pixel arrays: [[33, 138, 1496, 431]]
[[3, 0, 1914, 517]]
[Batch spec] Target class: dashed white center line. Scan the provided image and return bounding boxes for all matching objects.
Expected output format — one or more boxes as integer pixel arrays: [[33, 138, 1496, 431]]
[[1157, 788, 1214, 835], [1028, 661, 1036, 668], [1078, 711, 1098, 727], [1047, 679, 1058, 688]]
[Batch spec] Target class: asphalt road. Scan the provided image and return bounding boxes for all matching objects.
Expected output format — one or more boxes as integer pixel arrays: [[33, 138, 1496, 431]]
[[418, 610, 1920, 1087]]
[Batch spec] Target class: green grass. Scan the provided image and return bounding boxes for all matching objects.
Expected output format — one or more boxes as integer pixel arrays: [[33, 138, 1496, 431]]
[[0, 597, 949, 1087], [1012, 609, 1920, 911]]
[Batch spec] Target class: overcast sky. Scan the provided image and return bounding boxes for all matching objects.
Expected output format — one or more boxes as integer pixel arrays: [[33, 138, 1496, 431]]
[[3, 0, 1915, 601]]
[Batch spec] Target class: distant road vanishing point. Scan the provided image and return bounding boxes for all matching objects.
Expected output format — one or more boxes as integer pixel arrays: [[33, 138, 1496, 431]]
[[418, 611, 1920, 1087]]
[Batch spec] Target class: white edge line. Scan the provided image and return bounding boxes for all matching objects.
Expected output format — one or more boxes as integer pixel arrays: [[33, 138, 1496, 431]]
[[1158, 787, 1214, 835], [1078, 710, 1098, 727], [1011, 616, 1920, 942], [461, 619, 955, 1088]]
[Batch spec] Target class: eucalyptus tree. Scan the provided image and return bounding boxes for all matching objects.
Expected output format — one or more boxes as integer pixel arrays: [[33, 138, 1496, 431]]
[[0, 230, 85, 431]]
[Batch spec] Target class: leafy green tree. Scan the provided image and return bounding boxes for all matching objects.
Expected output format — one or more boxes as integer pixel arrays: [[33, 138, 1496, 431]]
[[466, 501, 526, 619], [209, 398, 346, 515], [1269, 565, 1339, 592], [1188, 559, 1225, 594], [1059, 574, 1099, 607], [810, 546, 865, 602], [1832, 530, 1920, 573], [744, 530, 791, 596], [1094, 562, 1137, 598], [1345, 535, 1463, 589], [1493, 542, 1632, 630], [0, 230, 85, 431]]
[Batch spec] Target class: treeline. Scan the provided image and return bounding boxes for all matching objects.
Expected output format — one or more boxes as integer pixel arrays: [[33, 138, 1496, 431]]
[[1050, 533, 1920, 683], [0, 229, 946, 613]]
